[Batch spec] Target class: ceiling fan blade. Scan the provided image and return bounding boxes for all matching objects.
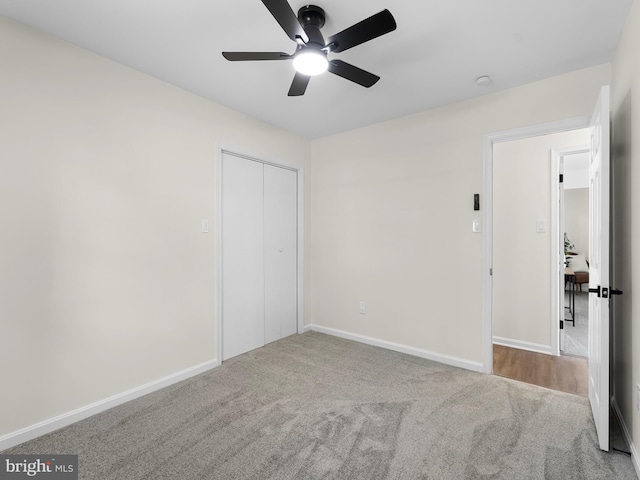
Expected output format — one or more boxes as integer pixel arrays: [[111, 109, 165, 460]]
[[288, 72, 310, 96], [222, 52, 292, 61], [328, 60, 380, 88], [261, 0, 309, 44], [327, 10, 396, 53]]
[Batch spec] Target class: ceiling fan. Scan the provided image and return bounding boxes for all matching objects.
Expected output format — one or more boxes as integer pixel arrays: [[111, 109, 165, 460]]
[[222, 0, 397, 96]]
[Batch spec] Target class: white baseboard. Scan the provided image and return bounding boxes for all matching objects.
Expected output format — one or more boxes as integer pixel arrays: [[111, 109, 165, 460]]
[[0, 358, 218, 452], [307, 324, 483, 372], [493, 336, 552, 355], [611, 397, 640, 477]]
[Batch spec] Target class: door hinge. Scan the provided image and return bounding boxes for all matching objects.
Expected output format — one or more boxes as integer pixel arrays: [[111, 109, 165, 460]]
[[559, 174, 564, 183], [490, 268, 493, 276], [560, 320, 564, 330]]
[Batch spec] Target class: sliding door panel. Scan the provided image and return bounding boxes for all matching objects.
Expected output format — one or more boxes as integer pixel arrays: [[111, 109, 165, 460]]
[[221, 153, 265, 360], [264, 165, 298, 344]]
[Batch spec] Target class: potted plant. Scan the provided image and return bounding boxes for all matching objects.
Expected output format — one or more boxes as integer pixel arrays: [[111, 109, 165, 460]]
[[564, 233, 575, 266]]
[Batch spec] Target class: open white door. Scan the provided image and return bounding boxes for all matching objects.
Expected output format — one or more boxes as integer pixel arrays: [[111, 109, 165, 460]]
[[587, 85, 610, 452]]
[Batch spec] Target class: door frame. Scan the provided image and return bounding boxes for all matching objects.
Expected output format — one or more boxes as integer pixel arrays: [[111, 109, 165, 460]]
[[482, 117, 590, 373], [216, 146, 305, 365]]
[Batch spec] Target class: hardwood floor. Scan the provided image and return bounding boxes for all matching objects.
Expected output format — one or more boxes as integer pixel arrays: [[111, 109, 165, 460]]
[[493, 344, 588, 396]]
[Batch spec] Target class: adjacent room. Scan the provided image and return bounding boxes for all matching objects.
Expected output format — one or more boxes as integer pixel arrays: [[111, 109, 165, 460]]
[[1, 0, 640, 478], [563, 151, 591, 358], [491, 128, 591, 396]]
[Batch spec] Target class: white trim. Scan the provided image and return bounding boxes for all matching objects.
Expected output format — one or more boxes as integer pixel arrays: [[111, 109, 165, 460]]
[[296, 168, 305, 335], [482, 135, 493, 373], [611, 397, 640, 477], [216, 144, 301, 171], [492, 336, 553, 355], [485, 117, 591, 145], [551, 149, 561, 356], [308, 325, 483, 372], [483, 116, 590, 374], [0, 359, 218, 452], [215, 147, 223, 366], [216, 146, 305, 362]]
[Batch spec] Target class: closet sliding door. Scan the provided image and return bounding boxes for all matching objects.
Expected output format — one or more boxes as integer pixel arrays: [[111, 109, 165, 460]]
[[221, 154, 265, 360], [221, 153, 298, 361], [264, 164, 297, 344]]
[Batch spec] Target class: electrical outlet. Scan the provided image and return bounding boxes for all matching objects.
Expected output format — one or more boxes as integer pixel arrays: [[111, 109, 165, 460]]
[[359, 302, 366, 314]]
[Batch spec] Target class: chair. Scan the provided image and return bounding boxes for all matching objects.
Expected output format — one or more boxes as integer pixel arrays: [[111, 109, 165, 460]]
[[566, 252, 589, 292]]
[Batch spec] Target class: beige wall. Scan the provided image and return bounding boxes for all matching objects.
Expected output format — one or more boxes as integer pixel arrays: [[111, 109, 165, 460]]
[[492, 130, 589, 350], [564, 188, 589, 257], [0, 16, 309, 438], [308, 64, 610, 364], [611, 0, 640, 464]]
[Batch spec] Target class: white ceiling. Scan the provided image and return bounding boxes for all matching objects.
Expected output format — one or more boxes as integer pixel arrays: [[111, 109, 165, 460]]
[[0, 0, 632, 139]]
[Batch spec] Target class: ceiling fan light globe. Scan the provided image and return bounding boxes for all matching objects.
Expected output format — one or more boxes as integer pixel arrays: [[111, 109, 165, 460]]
[[293, 51, 328, 76]]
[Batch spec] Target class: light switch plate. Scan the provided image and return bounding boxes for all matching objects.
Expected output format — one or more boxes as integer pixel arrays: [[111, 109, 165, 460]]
[[201, 219, 209, 233], [536, 220, 546, 233], [472, 219, 481, 233]]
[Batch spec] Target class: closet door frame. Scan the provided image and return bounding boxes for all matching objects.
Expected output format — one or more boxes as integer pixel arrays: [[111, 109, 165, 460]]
[[215, 147, 304, 364]]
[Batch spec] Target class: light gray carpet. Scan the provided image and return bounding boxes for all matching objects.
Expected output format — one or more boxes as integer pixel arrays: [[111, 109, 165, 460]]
[[4, 332, 637, 479], [563, 289, 589, 357]]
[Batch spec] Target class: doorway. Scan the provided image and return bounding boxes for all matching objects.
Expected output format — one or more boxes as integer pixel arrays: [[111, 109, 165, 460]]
[[489, 128, 589, 395], [483, 118, 592, 375], [484, 86, 612, 451], [490, 127, 589, 351], [556, 147, 590, 358]]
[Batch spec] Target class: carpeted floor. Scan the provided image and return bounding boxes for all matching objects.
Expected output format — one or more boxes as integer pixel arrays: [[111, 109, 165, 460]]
[[563, 289, 588, 357], [4, 332, 637, 479]]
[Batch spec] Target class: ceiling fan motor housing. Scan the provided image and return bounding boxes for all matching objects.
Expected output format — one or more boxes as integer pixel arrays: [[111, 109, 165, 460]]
[[297, 5, 326, 48]]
